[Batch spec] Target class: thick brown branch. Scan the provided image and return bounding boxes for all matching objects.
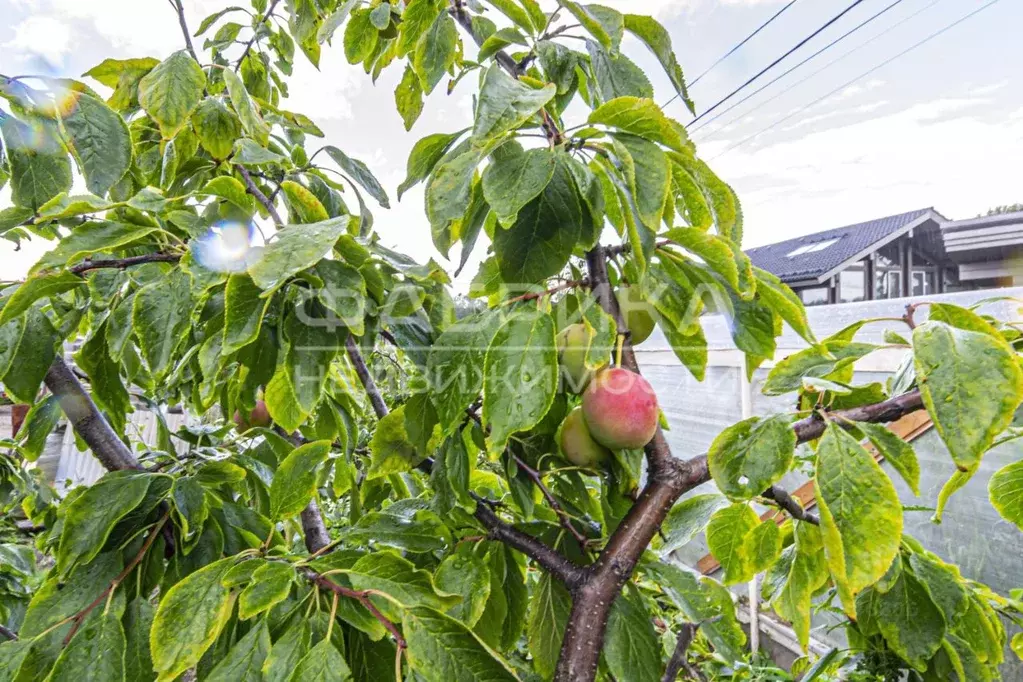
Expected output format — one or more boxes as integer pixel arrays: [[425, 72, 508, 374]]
[[68, 253, 181, 275], [345, 336, 389, 419], [300, 499, 332, 553], [305, 570, 406, 649], [764, 486, 819, 526], [237, 165, 284, 226], [44, 357, 140, 472], [473, 496, 585, 588], [793, 389, 923, 443]]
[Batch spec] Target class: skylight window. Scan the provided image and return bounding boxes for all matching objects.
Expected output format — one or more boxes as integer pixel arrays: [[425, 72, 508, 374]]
[[787, 237, 840, 258]]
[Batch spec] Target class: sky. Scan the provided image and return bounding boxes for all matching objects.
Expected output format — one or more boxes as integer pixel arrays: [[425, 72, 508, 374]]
[[1, 0, 1021, 287]]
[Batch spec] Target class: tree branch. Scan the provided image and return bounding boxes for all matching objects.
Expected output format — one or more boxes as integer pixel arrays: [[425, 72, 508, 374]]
[[345, 336, 389, 419], [472, 495, 586, 588], [793, 389, 924, 443], [0, 624, 16, 641], [300, 499, 332, 553], [44, 357, 141, 472], [237, 165, 284, 227], [235, 0, 283, 71], [662, 623, 704, 682], [449, 2, 523, 77], [304, 569, 407, 650], [764, 486, 819, 526], [68, 253, 181, 276], [169, 0, 200, 62]]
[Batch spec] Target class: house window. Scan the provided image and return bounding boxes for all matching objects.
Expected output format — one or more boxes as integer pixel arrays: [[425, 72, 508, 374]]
[[787, 238, 841, 258], [876, 270, 901, 299], [911, 269, 936, 296], [800, 287, 829, 306], [840, 268, 865, 303]]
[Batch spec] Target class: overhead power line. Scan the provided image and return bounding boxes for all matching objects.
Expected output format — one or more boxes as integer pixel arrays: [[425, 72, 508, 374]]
[[689, 0, 802, 88], [695, 0, 946, 142], [689, 0, 909, 136], [709, 0, 1003, 160], [689, 0, 871, 124]]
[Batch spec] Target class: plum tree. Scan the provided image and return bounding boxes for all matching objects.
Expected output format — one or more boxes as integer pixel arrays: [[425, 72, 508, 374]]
[[582, 367, 660, 450], [559, 406, 611, 468]]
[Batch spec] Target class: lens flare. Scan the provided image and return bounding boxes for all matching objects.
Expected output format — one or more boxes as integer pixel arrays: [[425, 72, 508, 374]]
[[191, 220, 260, 273]]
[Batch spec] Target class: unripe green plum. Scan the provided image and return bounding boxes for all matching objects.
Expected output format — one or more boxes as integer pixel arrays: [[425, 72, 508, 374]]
[[582, 367, 659, 450], [559, 406, 611, 467], [234, 399, 272, 433], [615, 285, 657, 345], [557, 323, 605, 393]]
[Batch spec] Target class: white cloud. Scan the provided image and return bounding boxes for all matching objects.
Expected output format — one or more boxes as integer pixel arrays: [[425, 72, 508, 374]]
[[5, 16, 72, 67], [707, 98, 1023, 247]]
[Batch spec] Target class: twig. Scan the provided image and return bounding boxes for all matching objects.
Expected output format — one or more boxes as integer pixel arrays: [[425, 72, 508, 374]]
[[237, 165, 284, 227], [64, 512, 170, 645], [763, 486, 819, 526], [502, 279, 588, 306], [511, 453, 592, 549], [792, 389, 923, 444], [345, 336, 389, 419], [662, 623, 705, 682], [68, 253, 181, 276], [305, 570, 407, 650], [471, 494, 585, 588], [0, 624, 16, 641], [169, 0, 200, 62], [235, 0, 283, 71]]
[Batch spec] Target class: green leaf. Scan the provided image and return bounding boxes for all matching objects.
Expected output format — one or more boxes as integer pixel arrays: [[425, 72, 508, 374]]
[[989, 459, 1023, 531], [282, 180, 329, 223], [770, 522, 829, 651], [482, 145, 556, 227], [232, 137, 286, 165], [132, 269, 194, 379], [664, 227, 754, 298], [312, 259, 367, 334], [0, 206, 33, 233], [428, 312, 498, 436], [368, 405, 420, 478], [435, 550, 491, 627], [50, 611, 126, 681], [483, 310, 558, 455], [16, 395, 61, 462], [623, 14, 691, 110], [339, 551, 459, 612], [536, 40, 578, 95], [238, 562, 294, 620], [192, 97, 241, 160], [397, 0, 443, 56], [913, 320, 1023, 470], [0, 307, 57, 404], [708, 415, 796, 501], [151, 558, 235, 682], [473, 65, 556, 144], [660, 493, 729, 555], [57, 472, 152, 573], [478, 27, 529, 62], [858, 422, 920, 496], [669, 149, 741, 243], [876, 572, 946, 671], [814, 424, 902, 618], [0, 639, 32, 682], [171, 476, 207, 540], [752, 267, 816, 345], [221, 67, 269, 146], [205, 620, 271, 682], [494, 154, 584, 283], [123, 598, 156, 682], [248, 216, 353, 290], [324, 146, 390, 208], [0, 114, 73, 210], [426, 145, 482, 228], [344, 8, 379, 64], [487, 0, 535, 33], [611, 132, 669, 234], [762, 341, 876, 395], [34, 221, 161, 270], [742, 518, 782, 573], [589, 96, 685, 151], [706, 502, 760, 584], [223, 273, 272, 353], [908, 552, 968, 626], [586, 40, 653, 103], [264, 364, 309, 432], [262, 620, 310, 682], [60, 92, 132, 196], [291, 639, 351, 682], [404, 606, 518, 681], [138, 51, 206, 138], [269, 440, 332, 520], [0, 271, 82, 327], [563, 2, 614, 51], [414, 13, 458, 95], [395, 65, 425, 131], [603, 589, 661, 682], [20, 551, 123, 637]]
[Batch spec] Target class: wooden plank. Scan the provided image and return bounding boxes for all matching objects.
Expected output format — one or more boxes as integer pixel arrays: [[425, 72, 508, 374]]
[[696, 411, 933, 575]]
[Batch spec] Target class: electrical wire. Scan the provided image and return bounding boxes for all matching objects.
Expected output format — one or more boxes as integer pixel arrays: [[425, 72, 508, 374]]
[[689, 0, 908, 136], [689, 0, 871, 124], [689, 0, 802, 89], [695, 0, 945, 142], [708, 0, 1003, 160]]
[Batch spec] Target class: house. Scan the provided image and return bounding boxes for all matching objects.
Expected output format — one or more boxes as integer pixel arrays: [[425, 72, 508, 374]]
[[744, 208, 955, 306]]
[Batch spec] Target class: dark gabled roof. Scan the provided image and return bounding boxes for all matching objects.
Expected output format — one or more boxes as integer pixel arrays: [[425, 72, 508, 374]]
[[745, 208, 941, 284]]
